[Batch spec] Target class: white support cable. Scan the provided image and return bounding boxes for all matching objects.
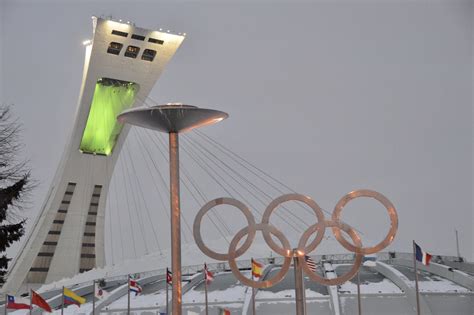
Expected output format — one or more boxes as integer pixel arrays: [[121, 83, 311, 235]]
[[181, 135, 305, 234], [193, 130, 365, 237], [133, 128, 172, 229], [121, 144, 151, 254], [123, 137, 163, 254], [118, 156, 138, 258], [151, 131, 233, 237], [145, 129, 228, 241], [140, 129, 194, 242], [184, 134, 312, 229], [111, 175, 126, 261]]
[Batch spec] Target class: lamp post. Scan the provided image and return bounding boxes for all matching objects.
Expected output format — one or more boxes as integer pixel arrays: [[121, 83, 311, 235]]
[[118, 104, 228, 315]]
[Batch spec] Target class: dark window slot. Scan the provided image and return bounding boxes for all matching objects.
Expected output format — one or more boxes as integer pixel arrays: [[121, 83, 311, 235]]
[[30, 267, 49, 272], [38, 252, 54, 257], [131, 34, 145, 41], [112, 30, 128, 37], [82, 243, 95, 247], [84, 232, 95, 236], [48, 231, 61, 235], [88, 212, 97, 216], [86, 222, 96, 226], [53, 220, 64, 224], [90, 202, 99, 206], [148, 38, 164, 45], [58, 210, 67, 213], [81, 254, 95, 258], [43, 241, 58, 246], [61, 201, 70, 205]]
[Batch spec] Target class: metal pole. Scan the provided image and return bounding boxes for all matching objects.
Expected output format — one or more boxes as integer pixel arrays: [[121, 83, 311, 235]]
[[252, 272, 256, 315], [92, 280, 96, 315], [127, 274, 131, 315], [166, 272, 169, 315], [169, 132, 182, 315], [413, 241, 420, 315], [29, 289, 31, 315], [204, 272, 209, 315], [357, 270, 362, 315], [293, 249, 305, 315], [455, 229, 461, 259], [61, 286, 64, 315], [5, 293, 7, 315]]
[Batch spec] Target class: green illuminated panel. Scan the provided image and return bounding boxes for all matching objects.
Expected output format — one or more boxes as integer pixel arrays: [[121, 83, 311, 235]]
[[80, 78, 139, 155]]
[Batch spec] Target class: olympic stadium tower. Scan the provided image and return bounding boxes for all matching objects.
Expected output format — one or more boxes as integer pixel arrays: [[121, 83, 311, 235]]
[[2, 17, 184, 294]]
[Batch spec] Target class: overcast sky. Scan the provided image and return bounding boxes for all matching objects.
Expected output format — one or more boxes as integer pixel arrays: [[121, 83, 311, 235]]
[[1, 0, 472, 264]]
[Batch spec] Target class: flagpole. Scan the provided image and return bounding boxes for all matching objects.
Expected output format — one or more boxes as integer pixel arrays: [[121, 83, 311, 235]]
[[413, 241, 420, 315], [92, 280, 96, 315], [357, 270, 362, 315], [252, 272, 256, 315], [166, 268, 169, 315], [204, 265, 209, 315], [29, 289, 32, 315], [127, 274, 131, 315], [61, 286, 64, 315], [4, 293, 7, 315]]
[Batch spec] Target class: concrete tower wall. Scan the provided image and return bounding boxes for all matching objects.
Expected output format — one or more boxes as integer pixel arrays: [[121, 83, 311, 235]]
[[2, 17, 184, 294]]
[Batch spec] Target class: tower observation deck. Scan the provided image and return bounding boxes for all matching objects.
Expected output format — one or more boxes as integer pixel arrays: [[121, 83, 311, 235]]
[[2, 17, 184, 294]]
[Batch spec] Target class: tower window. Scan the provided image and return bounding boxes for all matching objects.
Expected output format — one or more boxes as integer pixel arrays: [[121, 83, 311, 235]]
[[111, 30, 128, 37], [142, 49, 156, 62], [107, 42, 123, 55], [148, 37, 164, 45], [131, 34, 145, 41], [125, 45, 140, 58]]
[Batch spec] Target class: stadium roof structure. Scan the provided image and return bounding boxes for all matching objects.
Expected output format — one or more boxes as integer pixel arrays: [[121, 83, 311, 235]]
[[2, 251, 472, 315]]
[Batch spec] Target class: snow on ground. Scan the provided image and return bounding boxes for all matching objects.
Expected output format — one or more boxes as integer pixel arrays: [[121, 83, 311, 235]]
[[415, 275, 471, 293], [107, 290, 167, 309], [338, 278, 402, 294], [257, 288, 325, 299], [183, 284, 247, 303]]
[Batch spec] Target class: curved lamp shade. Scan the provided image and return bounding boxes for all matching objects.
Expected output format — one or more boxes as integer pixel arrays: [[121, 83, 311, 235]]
[[117, 104, 228, 133]]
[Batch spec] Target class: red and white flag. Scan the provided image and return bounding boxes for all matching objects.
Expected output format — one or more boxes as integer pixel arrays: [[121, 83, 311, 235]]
[[166, 268, 173, 285], [415, 242, 432, 266], [95, 283, 109, 299], [129, 279, 142, 296], [6, 295, 30, 310], [204, 263, 214, 283]]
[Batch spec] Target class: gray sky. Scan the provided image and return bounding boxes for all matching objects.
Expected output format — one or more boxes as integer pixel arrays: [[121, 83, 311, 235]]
[[1, 0, 473, 263]]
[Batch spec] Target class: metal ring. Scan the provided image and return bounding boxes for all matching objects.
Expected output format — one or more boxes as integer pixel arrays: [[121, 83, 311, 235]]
[[193, 197, 256, 260], [331, 190, 398, 255], [261, 194, 325, 257], [297, 220, 363, 286], [228, 223, 292, 289]]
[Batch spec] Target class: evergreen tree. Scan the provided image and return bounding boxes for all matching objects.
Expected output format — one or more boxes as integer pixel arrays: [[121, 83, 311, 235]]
[[0, 106, 31, 285]]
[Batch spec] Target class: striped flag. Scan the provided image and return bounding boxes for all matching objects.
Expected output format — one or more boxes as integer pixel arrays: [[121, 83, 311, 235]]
[[415, 242, 432, 266], [204, 263, 214, 283], [251, 258, 263, 278], [129, 279, 142, 296], [305, 255, 317, 273]]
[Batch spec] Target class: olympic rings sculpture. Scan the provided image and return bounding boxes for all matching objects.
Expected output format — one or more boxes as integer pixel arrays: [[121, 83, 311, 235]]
[[193, 189, 398, 288]]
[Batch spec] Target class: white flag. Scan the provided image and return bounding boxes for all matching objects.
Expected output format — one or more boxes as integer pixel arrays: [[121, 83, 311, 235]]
[[95, 283, 109, 299]]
